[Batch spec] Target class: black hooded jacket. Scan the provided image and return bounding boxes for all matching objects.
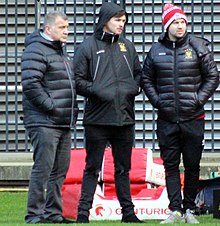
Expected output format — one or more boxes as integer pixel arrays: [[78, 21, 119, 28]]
[[21, 29, 78, 128], [141, 32, 219, 122], [74, 2, 142, 126]]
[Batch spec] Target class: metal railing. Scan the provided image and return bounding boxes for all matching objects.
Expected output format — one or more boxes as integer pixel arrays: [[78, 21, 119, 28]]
[[0, 0, 219, 152]]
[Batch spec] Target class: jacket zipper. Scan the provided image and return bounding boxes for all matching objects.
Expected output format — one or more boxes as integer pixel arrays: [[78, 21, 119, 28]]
[[173, 42, 179, 123], [111, 46, 121, 125], [93, 55, 100, 81], [123, 55, 134, 79], [64, 57, 74, 127]]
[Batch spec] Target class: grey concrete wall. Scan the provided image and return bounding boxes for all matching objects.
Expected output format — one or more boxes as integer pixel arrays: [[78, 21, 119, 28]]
[[0, 152, 219, 184]]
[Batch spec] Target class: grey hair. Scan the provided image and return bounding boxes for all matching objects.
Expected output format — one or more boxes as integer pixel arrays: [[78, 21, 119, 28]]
[[43, 11, 68, 30]]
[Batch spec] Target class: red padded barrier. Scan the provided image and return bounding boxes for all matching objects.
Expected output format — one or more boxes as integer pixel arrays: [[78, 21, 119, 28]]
[[102, 148, 149, 183], [62, 184, 82, 219], [103, 183, 150, 197], [64, 149, 86, 184]]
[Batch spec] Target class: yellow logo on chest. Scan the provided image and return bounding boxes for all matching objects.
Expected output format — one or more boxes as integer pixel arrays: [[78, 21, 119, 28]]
[[185, 48, 193, 59], [118, 42, 127, 52]]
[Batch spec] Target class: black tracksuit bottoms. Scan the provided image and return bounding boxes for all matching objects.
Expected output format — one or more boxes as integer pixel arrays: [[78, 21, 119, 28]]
[[77, 124, 135, 218], [157, 118, 204, 213]]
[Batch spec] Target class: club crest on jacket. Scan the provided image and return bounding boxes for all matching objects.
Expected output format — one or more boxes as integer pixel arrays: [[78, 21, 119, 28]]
[[118, 42, 127, 52], [185, 48, 193, 59]]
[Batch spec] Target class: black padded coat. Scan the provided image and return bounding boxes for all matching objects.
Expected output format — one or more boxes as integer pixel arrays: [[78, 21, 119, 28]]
[[141, 32, 219, 122], [21, 29, 78, 128]]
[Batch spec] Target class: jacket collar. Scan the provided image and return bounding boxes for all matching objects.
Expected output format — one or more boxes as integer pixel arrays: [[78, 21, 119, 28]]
[[95, 31, 119, 43], [159, 32, 188, 48]]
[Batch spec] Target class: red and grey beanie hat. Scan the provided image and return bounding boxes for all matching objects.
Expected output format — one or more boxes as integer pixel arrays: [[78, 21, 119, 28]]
[[162, 3, 188, 30]]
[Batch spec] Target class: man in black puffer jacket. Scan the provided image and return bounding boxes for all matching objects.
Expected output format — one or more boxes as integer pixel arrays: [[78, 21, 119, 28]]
[[141, 3, 219, 224], [74, 2, 143, 224], [21, 11, 78, 224]]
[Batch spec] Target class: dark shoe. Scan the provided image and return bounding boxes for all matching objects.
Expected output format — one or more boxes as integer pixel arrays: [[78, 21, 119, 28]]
[[38, 217, 75, 224], [121, 214, 145, 223], [76, 214, 89, 224], [25, 217, 43, 224], [60, 218, 75, 224]]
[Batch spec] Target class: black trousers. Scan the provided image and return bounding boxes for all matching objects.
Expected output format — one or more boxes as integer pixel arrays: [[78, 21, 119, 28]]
[[157, 118, 204, 213], [77, 125, 135, 218]]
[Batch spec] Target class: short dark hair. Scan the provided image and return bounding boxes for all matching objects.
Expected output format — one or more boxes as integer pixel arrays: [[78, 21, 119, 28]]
[[114, 10, 126, 18], [113, 10, 128, 24]]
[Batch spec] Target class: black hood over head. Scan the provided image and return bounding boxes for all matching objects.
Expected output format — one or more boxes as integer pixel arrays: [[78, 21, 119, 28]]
[[94, 2, 128, 42]]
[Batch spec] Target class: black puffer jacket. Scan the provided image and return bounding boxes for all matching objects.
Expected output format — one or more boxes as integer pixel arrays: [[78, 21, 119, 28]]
[[21, 29, 78, 128], [141, 32, 219, 122], [74, 2, 142, 126]]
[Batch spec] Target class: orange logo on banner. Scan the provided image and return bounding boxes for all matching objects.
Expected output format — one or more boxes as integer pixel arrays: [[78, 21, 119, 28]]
[[92, 204, 112, 218]]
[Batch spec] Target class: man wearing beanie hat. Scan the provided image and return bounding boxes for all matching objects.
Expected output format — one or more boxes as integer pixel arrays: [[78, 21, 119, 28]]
[[141, 2, 219, 224], [74, 2, 143, 224], [162, 3, 188, 30]]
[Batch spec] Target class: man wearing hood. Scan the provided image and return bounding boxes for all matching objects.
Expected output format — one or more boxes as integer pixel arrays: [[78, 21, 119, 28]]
[[74, 2, 143, 224], [21, 11, 78, 224]]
